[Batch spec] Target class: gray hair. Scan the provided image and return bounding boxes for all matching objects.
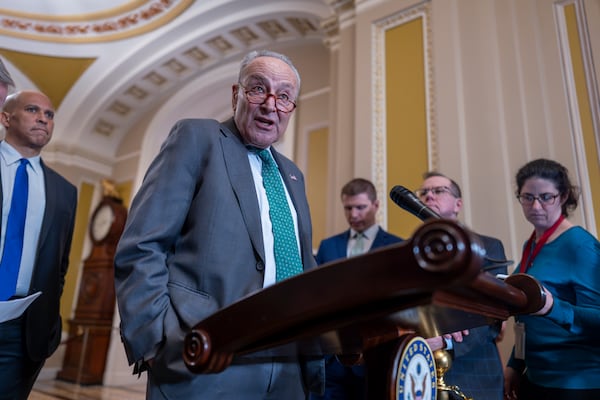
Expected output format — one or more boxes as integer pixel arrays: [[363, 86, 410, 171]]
[[237, 50, 301, 95], [0, 58, 15, 88]]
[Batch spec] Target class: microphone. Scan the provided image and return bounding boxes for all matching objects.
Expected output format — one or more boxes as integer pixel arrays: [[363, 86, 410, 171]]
[[389, 185, 513, 270], [389, 185, 441, 221]]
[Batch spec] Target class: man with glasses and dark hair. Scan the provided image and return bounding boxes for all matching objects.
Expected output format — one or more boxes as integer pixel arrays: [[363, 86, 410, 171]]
[[416, 171, 507, 400], [114, 50, 324, 400]]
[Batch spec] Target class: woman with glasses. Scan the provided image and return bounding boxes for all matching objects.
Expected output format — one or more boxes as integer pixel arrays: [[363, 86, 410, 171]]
[[504, 158, 600, 400]]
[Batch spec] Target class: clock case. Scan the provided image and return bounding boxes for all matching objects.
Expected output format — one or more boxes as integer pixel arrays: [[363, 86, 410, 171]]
[[57, 195, 127, 385], [90, 196, 127, 246]]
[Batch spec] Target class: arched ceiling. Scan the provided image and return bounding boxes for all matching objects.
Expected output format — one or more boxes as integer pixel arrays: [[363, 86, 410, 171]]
[[0, 0, 340, 170]]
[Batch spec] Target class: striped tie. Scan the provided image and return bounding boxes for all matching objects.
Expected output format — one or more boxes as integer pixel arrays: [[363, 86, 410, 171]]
[[258, 149, 303, 281]]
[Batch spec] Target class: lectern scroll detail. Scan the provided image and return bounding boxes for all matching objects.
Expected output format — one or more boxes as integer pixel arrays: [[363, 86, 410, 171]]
[[183, 219, 546, 398]]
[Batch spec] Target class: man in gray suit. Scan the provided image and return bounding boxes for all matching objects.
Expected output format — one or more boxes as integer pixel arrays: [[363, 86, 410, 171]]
[[0, 90, 78, 399], [418, 171, 506, 400], [114, 50, 324, 399]]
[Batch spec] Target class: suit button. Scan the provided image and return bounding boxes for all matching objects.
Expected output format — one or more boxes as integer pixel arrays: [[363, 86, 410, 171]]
[[256, 261, 265, 271]]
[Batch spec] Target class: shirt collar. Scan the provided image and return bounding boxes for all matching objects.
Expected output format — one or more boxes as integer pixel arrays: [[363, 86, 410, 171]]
[[351, 224, 379, 240], [1, 141, 42, 174]]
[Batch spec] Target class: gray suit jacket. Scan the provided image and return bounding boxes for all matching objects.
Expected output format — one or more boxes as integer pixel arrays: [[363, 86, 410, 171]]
[[114, 118, 322, 399]]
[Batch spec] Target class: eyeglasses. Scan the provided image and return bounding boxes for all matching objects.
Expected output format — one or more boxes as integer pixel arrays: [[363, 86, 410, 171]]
[[516, 193, 560, 206], [415, 186, 457, 198], [238, 82, 297, 113]]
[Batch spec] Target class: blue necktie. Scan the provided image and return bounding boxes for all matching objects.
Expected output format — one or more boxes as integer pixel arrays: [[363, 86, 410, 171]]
[[0, 158, 29, 301], [257, 149, 303, 282]]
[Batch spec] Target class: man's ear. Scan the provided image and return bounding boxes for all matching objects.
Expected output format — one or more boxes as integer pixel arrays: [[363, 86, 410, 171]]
[[232, 84, 239, 112], [0, 111, 9, 128], [454, 197, 463, 216]]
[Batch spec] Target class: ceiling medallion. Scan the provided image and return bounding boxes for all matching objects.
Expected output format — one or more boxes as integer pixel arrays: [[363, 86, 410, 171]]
[[0, 0, 193, 43]]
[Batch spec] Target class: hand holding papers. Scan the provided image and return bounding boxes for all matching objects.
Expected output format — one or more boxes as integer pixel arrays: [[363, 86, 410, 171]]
[[0, 291, 42, 322]]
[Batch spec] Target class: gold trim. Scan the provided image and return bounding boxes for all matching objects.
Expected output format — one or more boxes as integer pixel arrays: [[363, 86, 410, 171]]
[[373, 1, 433, 229], [555, 0, 600, 234], [0, 0, 193, 43], [0, 0, 148, 22]]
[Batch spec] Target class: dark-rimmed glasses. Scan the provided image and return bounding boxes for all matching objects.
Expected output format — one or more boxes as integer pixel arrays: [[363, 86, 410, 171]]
[[238, 82, 297, 113], [415, 186, 457, 199], [516, 193, 560, 206]]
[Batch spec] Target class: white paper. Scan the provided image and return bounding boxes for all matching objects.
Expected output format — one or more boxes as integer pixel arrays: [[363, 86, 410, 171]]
[[0, 291, 42, 322], [514, 321, 526, 359]]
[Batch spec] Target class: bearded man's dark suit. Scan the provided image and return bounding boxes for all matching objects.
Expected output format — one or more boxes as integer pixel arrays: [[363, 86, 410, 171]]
[[311, 227, 402, 400], [114, 118, 324, 400], [443, 233, 507, 400], [0, 157, 77, 397]]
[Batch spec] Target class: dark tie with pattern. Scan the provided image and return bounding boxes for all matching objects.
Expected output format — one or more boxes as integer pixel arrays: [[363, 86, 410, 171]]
[[257, 149, 303, 281], [0, 158, 29, 300]]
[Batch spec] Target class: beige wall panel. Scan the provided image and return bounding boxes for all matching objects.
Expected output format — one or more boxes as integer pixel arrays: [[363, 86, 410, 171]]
[[328, 25, 358, 234], [558, 1, 600, 234], [587, 0, 600, 85], [430, 0, 589, 264], [306, 127, 329, 251], [297, 90, 330, 248], [294, 45, 330, 172]]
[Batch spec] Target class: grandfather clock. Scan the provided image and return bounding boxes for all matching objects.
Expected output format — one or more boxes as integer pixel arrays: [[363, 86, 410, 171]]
[[57, 182, 127, 385]]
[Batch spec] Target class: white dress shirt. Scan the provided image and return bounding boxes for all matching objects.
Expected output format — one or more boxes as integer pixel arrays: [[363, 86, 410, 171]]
[[0, 141, 46, 296]]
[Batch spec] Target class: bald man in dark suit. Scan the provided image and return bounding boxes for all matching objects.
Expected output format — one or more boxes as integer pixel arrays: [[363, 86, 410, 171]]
[[0, 90, 77, 399]]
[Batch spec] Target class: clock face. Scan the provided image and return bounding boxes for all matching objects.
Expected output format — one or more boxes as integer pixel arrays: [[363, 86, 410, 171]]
[[92, 204, 115, 242]]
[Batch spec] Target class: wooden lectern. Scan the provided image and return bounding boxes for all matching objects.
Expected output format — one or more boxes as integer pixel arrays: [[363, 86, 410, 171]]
[[183, 220, 544, 399]]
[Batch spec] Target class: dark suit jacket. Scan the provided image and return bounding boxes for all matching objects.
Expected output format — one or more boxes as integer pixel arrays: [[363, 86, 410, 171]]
[[444, 233, 507, 400], [315, 227, 402, 265], [114, 118, 323, 399], [0, 157, 77, 362], [311, 227, 402, 399]]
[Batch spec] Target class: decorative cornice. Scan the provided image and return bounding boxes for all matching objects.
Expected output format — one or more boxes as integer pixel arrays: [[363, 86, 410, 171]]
[[0, 0, 193, 43], [321, 15, 340, 50], [42, 148, 113, 177]]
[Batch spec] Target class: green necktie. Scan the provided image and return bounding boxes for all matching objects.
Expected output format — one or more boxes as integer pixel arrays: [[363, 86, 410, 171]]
[[258, 149, 303, 281]]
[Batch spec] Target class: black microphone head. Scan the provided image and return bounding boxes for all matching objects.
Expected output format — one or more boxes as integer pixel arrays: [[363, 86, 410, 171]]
[[389, 185, 441, 221]]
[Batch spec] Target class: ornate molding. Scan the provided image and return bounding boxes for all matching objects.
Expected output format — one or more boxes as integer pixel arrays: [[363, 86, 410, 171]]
[[0, 0, 193, 43]]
